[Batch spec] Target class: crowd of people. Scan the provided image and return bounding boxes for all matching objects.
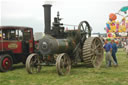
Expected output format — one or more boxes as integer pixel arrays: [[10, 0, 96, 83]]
[[103, 38, 118, 67]]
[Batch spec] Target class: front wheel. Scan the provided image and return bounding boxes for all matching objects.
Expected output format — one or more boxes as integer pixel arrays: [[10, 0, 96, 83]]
[[26, 53, 41, 74], [56, 53, 71, 75], [0, 54, 13, 72]]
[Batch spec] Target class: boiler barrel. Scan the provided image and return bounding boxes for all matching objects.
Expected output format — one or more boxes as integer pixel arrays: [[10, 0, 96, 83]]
[[39, 35, 76, 55]]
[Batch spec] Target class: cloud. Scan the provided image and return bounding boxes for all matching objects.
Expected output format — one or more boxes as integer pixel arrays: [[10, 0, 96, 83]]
[[1, 0, 128, 33]]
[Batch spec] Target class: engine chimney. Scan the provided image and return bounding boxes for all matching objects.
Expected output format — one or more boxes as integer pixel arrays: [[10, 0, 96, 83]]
[[43, 4, 52, 34]]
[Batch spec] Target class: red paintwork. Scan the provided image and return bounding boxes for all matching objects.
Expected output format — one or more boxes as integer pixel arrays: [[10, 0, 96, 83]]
[[29, 29, 34, 53], [0, 26, 35, 55], [29, 40, 34, 53], [35, 41, 39, 45], [0, 26, 35, 69], [0, 41, 22, 53], [2, 57, 11, 70], [34, 41, 39, 50], [0, 26, 33, 30]]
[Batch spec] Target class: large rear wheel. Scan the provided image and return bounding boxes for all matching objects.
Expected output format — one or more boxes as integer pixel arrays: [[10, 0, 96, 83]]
[[82, 37, 103, 68]]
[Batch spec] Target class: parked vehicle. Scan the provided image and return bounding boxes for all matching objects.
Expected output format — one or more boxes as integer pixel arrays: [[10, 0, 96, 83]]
[[0, 26, 34, 72]]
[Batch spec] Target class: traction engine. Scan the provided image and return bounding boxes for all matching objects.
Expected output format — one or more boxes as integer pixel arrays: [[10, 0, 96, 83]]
[[26, 4, 104, 75]]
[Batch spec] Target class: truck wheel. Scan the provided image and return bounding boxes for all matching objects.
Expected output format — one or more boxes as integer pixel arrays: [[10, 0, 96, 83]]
[[0, 54, 13, 72], [26, 53, 41, 74]]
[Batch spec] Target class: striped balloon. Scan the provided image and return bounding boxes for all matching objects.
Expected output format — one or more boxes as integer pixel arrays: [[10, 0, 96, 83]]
[[106, 23, 110, 29]]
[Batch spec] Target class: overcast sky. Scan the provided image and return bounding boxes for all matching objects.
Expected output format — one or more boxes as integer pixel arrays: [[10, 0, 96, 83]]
[[0, 0, 128, 33]]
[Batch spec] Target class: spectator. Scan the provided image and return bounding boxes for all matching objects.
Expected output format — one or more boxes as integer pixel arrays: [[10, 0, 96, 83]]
[[111, 39, 118, 65], [104, 39, 117, 67]]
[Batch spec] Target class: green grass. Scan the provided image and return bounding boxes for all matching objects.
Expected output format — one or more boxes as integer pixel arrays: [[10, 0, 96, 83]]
[[1, 48, 128, 85]]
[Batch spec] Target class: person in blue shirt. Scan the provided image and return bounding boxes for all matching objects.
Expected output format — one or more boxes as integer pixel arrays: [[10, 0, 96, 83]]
[[111, 39, 118, 65], [104, 39, 117, 67]]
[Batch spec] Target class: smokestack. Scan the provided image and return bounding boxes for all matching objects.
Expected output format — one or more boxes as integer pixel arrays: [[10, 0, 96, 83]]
[[43, 4, 52, 34]]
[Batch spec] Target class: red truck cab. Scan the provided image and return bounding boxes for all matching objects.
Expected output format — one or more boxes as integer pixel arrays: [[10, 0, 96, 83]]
[[0, 26, 34, 72]]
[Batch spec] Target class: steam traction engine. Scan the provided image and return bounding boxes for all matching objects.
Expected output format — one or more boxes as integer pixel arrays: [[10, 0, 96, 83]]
[[0, 26, 34, 72], [26, 4, 104, 75]]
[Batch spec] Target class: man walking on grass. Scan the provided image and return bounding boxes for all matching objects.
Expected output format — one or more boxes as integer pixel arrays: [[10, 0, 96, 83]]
[[104, 39, 117, 67], [111, 39, 118, 65]]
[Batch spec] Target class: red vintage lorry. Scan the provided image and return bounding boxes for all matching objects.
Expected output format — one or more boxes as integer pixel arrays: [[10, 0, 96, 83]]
[[0, 26, 35, 72]]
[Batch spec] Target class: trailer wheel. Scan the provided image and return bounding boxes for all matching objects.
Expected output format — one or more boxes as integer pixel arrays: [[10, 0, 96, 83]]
[[0, 54, 13, 72], [56, 53, 71, 75], [26, 53, 41, 74], [82, 37, 103, 68]]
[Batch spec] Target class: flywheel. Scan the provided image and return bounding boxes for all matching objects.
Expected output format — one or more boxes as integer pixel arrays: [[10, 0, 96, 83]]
[[82, 37, 103, 68]]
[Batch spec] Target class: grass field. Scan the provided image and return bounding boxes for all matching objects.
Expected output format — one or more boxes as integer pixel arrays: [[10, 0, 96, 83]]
[[0, 49, 128, 85]]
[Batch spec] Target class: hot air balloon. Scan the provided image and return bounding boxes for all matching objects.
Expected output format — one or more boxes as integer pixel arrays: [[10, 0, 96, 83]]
[[109, 13, 117, 21], [120, 6, 128, 14]]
